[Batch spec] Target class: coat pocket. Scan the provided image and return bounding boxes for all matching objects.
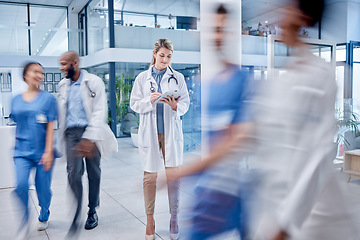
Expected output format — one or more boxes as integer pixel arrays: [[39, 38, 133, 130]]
[[174, 118, 183, 141], [138, 126, 150, 147]]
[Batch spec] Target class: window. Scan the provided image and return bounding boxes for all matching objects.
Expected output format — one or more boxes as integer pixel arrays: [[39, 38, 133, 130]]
[[0, 3, 28, 55]]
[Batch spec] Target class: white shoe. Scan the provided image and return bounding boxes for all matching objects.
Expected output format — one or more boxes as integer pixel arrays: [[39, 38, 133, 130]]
[[145, 234, 155, 240], [37, 221, 48, 231], [170, 233, 179, 240]]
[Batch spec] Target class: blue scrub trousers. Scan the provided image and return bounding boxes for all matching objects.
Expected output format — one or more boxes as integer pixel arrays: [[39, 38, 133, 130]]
[[187, 187, 248, 240], [14, 157, 54, 225]]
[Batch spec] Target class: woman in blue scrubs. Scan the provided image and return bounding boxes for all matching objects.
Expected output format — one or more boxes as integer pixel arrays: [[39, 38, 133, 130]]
[[11, 62, 57, 237]]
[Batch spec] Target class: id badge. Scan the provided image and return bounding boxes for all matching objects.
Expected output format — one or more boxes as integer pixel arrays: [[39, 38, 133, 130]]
[[36, 113, 47, 123]]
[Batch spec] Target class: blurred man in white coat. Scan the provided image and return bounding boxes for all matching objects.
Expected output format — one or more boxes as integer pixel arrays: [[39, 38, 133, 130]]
[[57, 51, 117, 236], [253, 1, 358, 240]]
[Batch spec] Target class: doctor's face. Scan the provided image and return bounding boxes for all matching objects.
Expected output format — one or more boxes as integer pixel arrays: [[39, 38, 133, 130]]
[[214, 13, 227, 51], [59, 54, 79, 77], [153, 47, 172, 70], [23, 63, 44, 87]]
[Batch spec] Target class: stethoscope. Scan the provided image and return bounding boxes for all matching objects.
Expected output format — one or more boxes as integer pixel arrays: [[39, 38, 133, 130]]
[[150, 66, 178, 93], [85, 81, 96, 98]]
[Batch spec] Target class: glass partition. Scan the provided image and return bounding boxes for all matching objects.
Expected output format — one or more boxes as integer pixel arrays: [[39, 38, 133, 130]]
[[122, 13, 154, 28], [85, 62, 201, 152], [30, 5, 68, 56], [0, 3, 28, 55], [0, 2, 70, 56], [87, 0, 109, 54]]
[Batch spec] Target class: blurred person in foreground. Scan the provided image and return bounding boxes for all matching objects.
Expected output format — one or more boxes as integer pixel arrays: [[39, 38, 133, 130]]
[[166, 4, 255, 240], [253, 0, 358, 239], [57, 51, 117, 236], [11, 62, 58, 239]]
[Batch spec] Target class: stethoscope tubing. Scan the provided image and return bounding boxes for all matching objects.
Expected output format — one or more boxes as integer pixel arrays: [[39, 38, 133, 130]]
[[150, 66, 178, 93]]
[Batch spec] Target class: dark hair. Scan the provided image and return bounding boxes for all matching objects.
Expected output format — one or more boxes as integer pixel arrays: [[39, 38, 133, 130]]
[[22, 62, 42, 80], [216, 4, 228, 15], [297, 0, 324, 26]]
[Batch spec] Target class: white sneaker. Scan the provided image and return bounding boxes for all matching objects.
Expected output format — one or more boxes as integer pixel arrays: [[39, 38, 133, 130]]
[[37, 221, 48, 231]]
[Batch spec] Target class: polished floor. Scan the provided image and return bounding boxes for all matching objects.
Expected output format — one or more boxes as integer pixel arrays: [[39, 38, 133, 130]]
[[0, 138, 239, 240], [1, 138, 360, 240]]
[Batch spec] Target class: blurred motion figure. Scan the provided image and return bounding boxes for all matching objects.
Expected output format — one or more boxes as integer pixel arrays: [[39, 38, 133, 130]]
[[57, 51, 117, 236], [11, 62, 58, 239], [166, 4, 255, 240], [253, 0, 358, 239]]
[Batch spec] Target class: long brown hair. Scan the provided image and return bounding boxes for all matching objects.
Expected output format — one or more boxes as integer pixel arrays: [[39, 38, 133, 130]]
[[150, 38, 174, 67]]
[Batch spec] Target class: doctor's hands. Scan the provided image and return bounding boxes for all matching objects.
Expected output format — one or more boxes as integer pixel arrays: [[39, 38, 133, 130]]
[[40, 151, 53, 171], [73, 139, 96, 158], [161, 95, 180, 111], [150, 92, 162, 103]]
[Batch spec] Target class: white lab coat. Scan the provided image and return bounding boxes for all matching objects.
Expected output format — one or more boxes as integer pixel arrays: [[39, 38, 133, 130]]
[[57, 70, 118, 160], [253, 47, 358, 240], [130, 66, 190, 172]]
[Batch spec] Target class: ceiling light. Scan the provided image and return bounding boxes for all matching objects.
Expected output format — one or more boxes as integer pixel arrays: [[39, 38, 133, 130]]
[[265, 21, 268, 24]]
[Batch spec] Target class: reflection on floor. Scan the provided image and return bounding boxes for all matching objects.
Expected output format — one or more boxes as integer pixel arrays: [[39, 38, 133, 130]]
[[0, 138, 239, 240], [1, 138, 360, 240]]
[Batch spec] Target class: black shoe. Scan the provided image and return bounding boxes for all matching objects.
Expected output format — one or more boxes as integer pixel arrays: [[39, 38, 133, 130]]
[[85, 211, 98, 230]]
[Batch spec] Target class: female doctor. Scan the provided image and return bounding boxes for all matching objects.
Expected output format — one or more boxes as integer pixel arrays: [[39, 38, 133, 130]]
[[130, 38, 190, 240]]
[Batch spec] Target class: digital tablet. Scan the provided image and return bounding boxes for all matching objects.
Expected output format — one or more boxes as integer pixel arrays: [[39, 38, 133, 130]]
[[154, 90, 181, 104]]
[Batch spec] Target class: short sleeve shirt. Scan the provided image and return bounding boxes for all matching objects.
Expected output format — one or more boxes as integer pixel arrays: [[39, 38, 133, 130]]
[[11, 91, 58, 161], [198, 65, 252, 196]]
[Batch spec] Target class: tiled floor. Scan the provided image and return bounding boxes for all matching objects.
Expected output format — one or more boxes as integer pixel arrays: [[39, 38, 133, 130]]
[[0, 138, 238, 240], [1, 138, 360, 240]]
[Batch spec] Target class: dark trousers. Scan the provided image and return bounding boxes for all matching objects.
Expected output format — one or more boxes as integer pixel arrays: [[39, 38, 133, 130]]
[[65, 127, 101, 225]]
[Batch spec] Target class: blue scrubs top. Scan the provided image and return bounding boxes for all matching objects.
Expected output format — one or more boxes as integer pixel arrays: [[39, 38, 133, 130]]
[[197, 65, 253, 196], [11, 91, 58, 161]]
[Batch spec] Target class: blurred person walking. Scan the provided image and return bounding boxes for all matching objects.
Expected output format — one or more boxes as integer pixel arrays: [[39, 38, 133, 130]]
[[253, 0, 358, 239], [165, 4, 255, 240], [57, 51, 117, 236], [12, 62, 58, 239], [130, 38, 190, 240]]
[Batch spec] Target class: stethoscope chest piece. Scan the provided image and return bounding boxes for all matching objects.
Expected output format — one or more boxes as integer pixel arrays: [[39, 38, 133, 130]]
[[150, 82, 155, 93]]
